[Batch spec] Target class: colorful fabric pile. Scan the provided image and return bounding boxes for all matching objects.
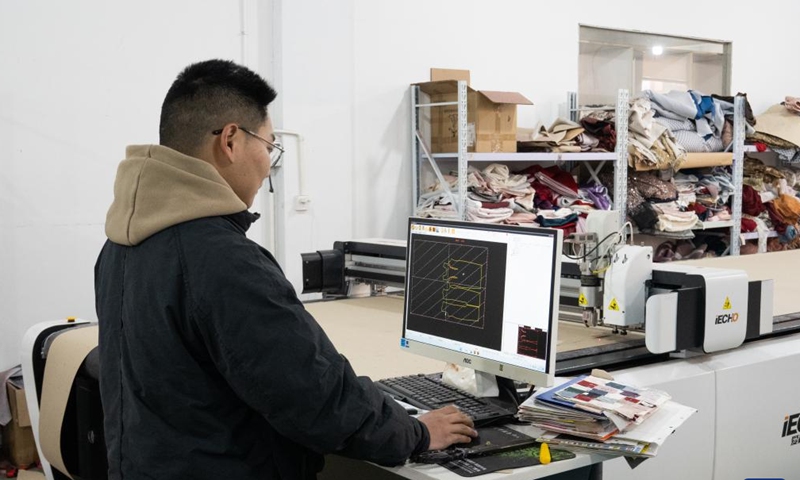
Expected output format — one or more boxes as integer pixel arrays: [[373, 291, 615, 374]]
[[417, 163, 612, 235]]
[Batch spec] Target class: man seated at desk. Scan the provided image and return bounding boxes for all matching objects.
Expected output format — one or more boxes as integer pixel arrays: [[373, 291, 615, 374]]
[[94, 59, 476, 480]]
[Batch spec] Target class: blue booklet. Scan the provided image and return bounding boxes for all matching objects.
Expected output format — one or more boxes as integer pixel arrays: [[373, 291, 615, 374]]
[[534, 376, 607, 421]]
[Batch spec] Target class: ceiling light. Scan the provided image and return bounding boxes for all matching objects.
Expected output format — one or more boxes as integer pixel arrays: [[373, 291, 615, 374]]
[[652, 45, 664, 55]]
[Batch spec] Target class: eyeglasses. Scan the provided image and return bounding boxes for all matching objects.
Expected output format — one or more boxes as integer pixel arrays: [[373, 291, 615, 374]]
[[212, 126, 285, 193]]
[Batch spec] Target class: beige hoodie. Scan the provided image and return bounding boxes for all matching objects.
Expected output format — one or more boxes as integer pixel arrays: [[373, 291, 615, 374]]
[[105, 145, 247, 246]]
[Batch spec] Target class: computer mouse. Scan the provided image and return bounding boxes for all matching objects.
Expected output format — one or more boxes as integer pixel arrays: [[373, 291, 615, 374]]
[[460, 434, 481, 448]]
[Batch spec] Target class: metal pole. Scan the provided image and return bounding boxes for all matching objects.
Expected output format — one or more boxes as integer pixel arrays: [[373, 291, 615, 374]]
[[568, 91, 578, 123], [614, 89, 630, 228], [410, 85, 419, 216], [730, 95, 745, 255], [457, 80, 468, 220]]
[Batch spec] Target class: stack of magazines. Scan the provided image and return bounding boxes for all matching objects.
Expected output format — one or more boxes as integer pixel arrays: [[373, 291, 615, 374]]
[[518, 375, 696, 458]]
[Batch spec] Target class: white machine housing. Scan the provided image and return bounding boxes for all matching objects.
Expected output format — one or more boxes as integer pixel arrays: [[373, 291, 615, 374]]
[[648, 264, 751, 353], [593, 244, 774, 355], [602, 245, 653, 327]]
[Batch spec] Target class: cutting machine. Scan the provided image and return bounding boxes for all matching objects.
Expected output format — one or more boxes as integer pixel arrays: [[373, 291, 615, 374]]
[[302, 213, 788, 372]]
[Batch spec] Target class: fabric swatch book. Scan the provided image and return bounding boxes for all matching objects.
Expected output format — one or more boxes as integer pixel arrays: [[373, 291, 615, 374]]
[[519, 375, 696, 459], [553, 375, 671, 424], [517, 399, 619, 441], [529, 376, 607, 420], [533, 398, 697, 459], [518, 376, 632, 440]]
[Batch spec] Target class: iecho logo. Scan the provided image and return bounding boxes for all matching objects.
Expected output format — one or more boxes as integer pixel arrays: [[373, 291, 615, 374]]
[[782, 411, 800, 446]]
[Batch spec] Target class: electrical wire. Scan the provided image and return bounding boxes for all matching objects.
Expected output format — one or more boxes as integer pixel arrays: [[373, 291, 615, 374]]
[[566, 220, 634, 276], [563, 231, 621, 260], [623, 221, 634, 245], [596, 222, 634, 270], [592, 264, 611, 275]]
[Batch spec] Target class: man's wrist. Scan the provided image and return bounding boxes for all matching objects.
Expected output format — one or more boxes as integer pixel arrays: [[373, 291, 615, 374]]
[[411, 418, 430, 456]]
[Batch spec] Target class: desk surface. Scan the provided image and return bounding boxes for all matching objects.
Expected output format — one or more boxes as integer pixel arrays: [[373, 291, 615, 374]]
[[306, 296, 609, 479], [682, 250, 798, 316], [306, 295, 640, 380]]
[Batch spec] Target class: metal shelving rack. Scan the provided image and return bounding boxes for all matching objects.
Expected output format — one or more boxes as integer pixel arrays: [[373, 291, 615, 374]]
[[729, 95, 746, 255], [410, 87, 747, 257], [565, 90, 630, 226], [612, 94, 747, 257], [411, 85, 630, 223], [629, 96, 747, 256], [410, 81, 469, 219]]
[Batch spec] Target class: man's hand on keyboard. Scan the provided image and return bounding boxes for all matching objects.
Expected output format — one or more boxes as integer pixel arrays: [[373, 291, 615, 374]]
[[417, 405, 478, 450]]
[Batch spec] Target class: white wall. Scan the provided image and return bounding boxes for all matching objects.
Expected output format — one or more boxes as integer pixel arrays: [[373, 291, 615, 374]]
[[0, 0, 251, 370], [3, 0, 800, 369], [267, 0, 355, 298]]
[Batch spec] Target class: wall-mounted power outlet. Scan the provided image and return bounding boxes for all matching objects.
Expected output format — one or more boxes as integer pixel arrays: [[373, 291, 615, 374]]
[[295, 195, 311, 211]]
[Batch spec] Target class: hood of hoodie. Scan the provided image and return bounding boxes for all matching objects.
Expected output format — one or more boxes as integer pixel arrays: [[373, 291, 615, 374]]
[[105, 144, 247, 246]]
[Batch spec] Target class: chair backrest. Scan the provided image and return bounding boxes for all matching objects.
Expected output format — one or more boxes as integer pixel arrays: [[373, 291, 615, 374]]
[[21, 320, 107, 480]]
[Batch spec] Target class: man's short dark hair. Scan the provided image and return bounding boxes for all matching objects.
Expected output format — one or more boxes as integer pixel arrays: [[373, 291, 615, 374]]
[[159, 59, 277, 155]]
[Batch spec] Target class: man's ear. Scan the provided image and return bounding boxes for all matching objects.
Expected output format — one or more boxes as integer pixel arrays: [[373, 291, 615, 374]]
[[215, 124, 240, 164]]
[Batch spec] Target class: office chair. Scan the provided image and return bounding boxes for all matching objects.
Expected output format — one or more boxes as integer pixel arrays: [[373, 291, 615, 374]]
[[20, 319, 107, 480]]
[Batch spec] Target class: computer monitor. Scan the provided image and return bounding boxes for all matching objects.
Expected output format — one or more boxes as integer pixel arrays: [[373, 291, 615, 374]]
[[401, 218, 562, 387]]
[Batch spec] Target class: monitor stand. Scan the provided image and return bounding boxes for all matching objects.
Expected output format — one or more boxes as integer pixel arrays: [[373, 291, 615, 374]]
[[473, 371, 525, 408], [494, 375, 526, 408], [441, 365, 527, 408]]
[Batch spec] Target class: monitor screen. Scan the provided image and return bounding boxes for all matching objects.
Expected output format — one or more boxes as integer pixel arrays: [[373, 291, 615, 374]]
[[401, 218, 562, 387]]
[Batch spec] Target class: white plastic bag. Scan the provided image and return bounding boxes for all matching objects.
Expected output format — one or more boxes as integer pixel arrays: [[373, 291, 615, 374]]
[[440, 363, 499, 397]]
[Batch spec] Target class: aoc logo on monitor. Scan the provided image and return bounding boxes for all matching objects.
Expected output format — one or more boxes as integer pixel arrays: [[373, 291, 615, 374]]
[[462, 358, 472, 365], [782, 412, 800, 446]]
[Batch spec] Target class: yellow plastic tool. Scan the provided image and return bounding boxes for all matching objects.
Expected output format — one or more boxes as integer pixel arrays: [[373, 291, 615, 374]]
[[540, 442, 551, 464]]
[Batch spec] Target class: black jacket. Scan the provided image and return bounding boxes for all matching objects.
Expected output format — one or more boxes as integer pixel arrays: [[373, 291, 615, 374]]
[[95, 145, 427, 479]]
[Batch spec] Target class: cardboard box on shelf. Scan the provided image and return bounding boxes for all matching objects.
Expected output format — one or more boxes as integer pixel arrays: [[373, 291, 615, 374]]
[[1, 380, 39, 467], [415, 71, 532, 154], [429, 68, 470, 85]]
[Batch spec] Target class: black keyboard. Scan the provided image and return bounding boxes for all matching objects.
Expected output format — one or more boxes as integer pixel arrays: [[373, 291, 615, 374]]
[[375, 374, 517, 426]]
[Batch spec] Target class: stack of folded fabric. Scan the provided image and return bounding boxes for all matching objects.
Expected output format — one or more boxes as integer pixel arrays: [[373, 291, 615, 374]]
[[693, 167, 735, 210], [654, 239, 714, 263], [517, 118, 589, 153], [465, 164, 534, 225], [519, 164, 610, 235], [580, 111, 616, 152], [670, 167, 734, 222], [748, 101, 800, 163], [628, 96, 687, 171], [713, 92, 757, 139], [740, 154, 800, 252], [673, 173, 698, 207], [652, 203, 698, 233], [602, 170, 706, 235], [417, 163, 613, 234], [643, 90, 756, 153]]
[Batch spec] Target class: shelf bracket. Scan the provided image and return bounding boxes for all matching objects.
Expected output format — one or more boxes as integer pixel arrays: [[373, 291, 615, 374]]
[[729, 95, 746, 256], [415, 130, 459, 213]]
